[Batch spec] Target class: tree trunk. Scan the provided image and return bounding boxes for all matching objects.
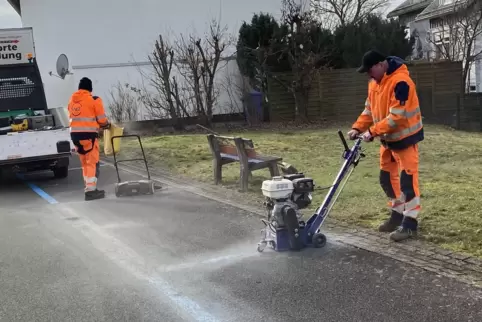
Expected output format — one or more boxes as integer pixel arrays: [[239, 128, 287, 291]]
[[293, 90, 309, 122], [462, 61, 471, 93]]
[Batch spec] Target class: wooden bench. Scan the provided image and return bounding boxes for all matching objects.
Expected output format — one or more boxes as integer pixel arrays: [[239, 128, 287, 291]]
[[207, 134, 282, 192]]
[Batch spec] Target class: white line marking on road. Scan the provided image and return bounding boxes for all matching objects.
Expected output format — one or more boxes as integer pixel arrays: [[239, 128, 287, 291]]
[[101, 221, 148, 230], [158, 249, 259, 273], [57, 205, 221, 322]]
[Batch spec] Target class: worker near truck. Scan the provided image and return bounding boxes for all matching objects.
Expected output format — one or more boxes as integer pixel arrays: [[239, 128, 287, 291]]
[[347, 50, 424, 242], [68, 77, 111, 201]]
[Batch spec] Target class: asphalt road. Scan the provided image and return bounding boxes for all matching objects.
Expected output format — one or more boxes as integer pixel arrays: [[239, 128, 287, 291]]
[[1, 156, 482, 322]]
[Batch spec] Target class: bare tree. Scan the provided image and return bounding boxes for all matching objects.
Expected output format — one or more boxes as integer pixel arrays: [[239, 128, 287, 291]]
[[173, 19, 232, 126], [174, 33, 206, 119], [310, 0, 390, 29], [107, 81, 139, 123], [129, 17, 233, 127], [131, 35, 191, 128], [426, 0, 482, 92]]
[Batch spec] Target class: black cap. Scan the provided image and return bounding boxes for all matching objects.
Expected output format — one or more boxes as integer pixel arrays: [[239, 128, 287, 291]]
[[78, 77, 93, 92], [357, 50, 387, 73]]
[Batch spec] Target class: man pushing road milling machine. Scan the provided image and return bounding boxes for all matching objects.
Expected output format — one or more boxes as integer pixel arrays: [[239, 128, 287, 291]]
[[257, 50, 423, 252]]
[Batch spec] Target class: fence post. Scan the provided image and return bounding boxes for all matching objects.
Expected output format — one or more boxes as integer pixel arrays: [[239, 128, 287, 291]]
[[478, 95, 482, 132], [456, 93, 461, 130], [431, 70, 436, 115]]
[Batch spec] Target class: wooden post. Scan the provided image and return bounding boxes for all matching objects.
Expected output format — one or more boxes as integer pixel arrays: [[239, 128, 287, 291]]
[[478, 95, 482, 132], [456, 93, 461, 130], [234, 137, 249, 192], [269, 162, 280, 177], [431, 69, 436, 115], [207, 134, 222, 185]]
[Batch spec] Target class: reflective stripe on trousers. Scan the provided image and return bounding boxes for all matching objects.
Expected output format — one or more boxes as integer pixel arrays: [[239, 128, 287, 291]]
[[388, 195, 421, 218], [76, 138, 100, 192], [83, 162, 100, 192], [379, 144, 421, 219], [84, 176, 98, 191]]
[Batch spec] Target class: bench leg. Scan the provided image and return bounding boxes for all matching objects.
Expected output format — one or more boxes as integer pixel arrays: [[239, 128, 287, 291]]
[[213, 159, 222, 185], [269, 162, 280, 177], [240, 163, 249, 192]]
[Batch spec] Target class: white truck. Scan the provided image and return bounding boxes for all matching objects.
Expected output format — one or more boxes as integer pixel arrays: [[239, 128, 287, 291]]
[[0, 27, 73, 178]]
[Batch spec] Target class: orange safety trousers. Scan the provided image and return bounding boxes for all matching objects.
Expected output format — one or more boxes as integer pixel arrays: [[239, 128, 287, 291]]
[[379, 144, 421, 219], [75, 138, 100, 192]]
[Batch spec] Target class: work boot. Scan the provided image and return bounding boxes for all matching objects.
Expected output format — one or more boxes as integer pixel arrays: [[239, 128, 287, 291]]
[[389, 216, 418, 242], [85, 189, 105, 201], [378, 210, 403, 233]]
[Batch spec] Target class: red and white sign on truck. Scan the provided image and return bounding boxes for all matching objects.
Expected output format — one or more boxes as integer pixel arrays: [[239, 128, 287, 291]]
[[0, 27, 35, 65]]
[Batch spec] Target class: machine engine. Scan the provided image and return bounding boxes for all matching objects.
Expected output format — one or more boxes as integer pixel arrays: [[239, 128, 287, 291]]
[[261, 173, 314, 228]]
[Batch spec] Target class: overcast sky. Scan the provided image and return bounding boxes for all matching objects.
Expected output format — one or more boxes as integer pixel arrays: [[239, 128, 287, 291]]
[[0, 0, 404, 29]]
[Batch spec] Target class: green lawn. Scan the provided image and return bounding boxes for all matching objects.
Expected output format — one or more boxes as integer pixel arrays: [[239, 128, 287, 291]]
[[109, 124, 482, 257]]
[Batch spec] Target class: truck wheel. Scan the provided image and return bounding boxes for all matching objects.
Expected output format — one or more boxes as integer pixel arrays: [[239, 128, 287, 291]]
[[53, 166, 69, 179]]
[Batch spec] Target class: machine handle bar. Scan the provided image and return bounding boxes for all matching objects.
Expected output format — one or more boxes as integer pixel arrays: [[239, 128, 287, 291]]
[[337, 130, 363, 151], [337, 130, 350, 152]]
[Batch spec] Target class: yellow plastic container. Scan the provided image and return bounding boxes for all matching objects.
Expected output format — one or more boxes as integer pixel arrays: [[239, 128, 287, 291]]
[[12, 119, 29, 132], [103, 123, 124, 156]]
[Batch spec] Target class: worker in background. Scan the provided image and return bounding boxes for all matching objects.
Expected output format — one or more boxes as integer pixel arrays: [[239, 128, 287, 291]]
[[68, 77, 110, 201], [347, 50, 424, 242]]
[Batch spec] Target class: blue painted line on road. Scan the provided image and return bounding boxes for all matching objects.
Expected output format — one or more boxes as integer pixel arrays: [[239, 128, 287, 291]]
[[16, 174, 59, 204], [147, 277, 219, 322]]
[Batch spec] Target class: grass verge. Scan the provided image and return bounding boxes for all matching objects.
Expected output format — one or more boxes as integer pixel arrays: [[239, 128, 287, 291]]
[[108, 124, 482, 258]]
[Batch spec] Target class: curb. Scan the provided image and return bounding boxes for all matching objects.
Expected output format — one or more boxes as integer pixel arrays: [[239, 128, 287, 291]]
[[101, 158, 482, 289]]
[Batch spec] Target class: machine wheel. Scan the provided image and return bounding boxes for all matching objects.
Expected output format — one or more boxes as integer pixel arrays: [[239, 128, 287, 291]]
[[53, 166, 68, 179], [269, 241, 276, 249], [312, 233, 327, 248], [257, 241, 267, 252]]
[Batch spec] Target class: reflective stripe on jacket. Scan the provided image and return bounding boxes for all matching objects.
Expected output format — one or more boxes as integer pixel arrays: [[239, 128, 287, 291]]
[[352, 56, 424, 150], [68, 89, 109, 133]]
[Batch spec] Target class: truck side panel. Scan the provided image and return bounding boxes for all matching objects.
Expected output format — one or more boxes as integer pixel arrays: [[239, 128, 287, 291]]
[[0, 128, 74, 161]]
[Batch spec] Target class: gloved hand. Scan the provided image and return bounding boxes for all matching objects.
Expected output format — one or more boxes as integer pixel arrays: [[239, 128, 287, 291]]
[[347, 129, 360, 140], [361, 130, 374, 142], [100, 122, 111, 130]]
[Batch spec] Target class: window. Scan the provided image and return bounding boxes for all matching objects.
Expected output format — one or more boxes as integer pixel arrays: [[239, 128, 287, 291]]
[[430, 18, 443, 29], [439, 0, 454, 5]]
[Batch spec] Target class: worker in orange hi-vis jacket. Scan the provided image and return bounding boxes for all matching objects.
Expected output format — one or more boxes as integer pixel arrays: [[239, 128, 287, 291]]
[[68, 77, 111, 201], [347, 50, 424, 242]]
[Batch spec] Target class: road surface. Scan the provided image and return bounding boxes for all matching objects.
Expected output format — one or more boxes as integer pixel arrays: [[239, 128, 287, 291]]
[[1, 156, 481, 322]]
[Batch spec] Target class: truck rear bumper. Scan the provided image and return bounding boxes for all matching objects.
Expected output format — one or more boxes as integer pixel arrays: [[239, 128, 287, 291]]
[[0, 152, 71, 172]]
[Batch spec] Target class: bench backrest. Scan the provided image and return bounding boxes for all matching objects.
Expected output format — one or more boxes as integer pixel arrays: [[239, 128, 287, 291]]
[[207, 134, 257, 160]]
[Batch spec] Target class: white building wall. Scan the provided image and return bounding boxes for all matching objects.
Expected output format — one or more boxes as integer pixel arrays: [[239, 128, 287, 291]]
[[18, 0, 286, 118], [474, 33, 482, 92], [416, 18, 482, 92]]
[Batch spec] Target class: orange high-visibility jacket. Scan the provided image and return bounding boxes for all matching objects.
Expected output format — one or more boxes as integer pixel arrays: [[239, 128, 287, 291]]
[[68, 89, 109, 133], [352, 56, 424, 150]]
